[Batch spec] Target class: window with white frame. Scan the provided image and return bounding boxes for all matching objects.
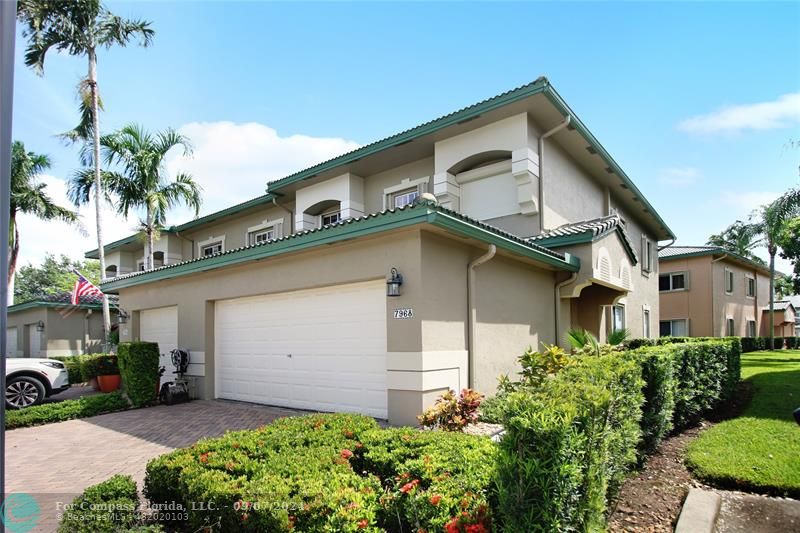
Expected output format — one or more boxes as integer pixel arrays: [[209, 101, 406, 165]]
[[246, 219, 283, 246], [320, 209, 341, 227], [746, 276, 756, 298], [390, 187, 419, 209], [383, 177, 429, 210], [201, 241, 223, 257], [612, 304, 626, 332], [725, 269, 734, 294], [747, 320, 757, 337], [659, 271, 687, 292], [660, 319, 688, 337], [643, 308, 651, 338], [642, 237, 655, 273]]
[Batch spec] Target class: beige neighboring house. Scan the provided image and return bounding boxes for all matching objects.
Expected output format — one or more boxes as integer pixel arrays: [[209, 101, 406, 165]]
[[769, 300, 796, 338], [658, 246, 772, 338], [92, 77, 675, 425], [5, 294, 112, 358]]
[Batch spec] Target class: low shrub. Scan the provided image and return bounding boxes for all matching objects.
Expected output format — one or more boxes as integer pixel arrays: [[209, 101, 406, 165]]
[[118, 342, 161, 407], [78, 353, 118, 381], [144, 413, 497, 532], [786, 336, 798, 349], [6, 391, 130, 429], [477, 393, 508, 424], [58, 475, 164, 533], [51, 355, 87, 384], [417, 388, 483, 431]]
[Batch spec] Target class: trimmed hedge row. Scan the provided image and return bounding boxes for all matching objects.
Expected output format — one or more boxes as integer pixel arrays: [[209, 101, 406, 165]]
[[118, 342, 161, 407], [144, 413, 497, 532], [741, 336, 798, 352], [6, 392, 130, 429]]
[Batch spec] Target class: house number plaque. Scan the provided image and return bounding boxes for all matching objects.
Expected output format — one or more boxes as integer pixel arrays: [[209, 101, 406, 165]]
[[393, 308, 414, 319]]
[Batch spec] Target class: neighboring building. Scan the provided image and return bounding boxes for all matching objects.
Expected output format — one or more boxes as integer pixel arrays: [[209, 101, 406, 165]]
[[767, 300, 796, 338], [5, 294, 115, 358], [784, 295, 800, 336], [658, 246, 771, 338], [92, 78, 675, 425]]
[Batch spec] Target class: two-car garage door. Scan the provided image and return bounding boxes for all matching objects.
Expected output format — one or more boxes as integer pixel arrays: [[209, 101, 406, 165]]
[[215, 280, 388, 419]]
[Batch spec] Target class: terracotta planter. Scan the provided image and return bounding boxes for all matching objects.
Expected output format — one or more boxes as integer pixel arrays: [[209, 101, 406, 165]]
[[156, 379, 161, 399], [89, 377, 100, 391], [97, 374, 121, 393]]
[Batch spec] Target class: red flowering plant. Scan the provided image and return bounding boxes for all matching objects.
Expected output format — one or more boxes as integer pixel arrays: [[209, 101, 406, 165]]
[[417, 389, 484, 432]]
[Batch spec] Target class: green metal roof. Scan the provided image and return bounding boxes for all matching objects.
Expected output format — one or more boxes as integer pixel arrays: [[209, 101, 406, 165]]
[[8, 301, 103, 313], [658, 245, 771, 275], [100, 200, 580, 291], [529, 214, 639, 265]]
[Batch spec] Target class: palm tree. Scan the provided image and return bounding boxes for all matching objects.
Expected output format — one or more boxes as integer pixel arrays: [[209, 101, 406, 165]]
[[748, 187, 800, 349], [17, 0, 154, 338], [706, 221, 766, 264], [10, 142, 79, 303], [69, 124, 201, 270]]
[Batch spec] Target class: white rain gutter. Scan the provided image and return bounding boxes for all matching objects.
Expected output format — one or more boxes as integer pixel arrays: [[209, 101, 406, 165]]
[[467, 244, 496, 389], [538, 115, 572, 232]]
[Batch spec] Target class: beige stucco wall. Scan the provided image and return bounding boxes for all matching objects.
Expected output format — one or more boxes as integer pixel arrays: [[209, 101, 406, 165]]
[[660, 256, 712, 336], [363, 157, 434, 213], [6, 306, 105, 357]]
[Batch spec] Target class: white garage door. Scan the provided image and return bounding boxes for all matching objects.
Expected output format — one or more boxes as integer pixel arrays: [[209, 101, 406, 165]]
[[29, 326, 41, 357], [6, 327, 17, 357], [140, 306, 178, 371], [215, 280, 388, 419]]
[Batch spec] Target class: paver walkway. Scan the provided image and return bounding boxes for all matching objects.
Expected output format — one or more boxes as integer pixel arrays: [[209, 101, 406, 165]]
[[6, 400, 302, 532]]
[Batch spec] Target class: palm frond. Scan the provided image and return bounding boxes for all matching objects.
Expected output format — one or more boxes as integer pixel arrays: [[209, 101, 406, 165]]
[[608, 328, 631, 346]]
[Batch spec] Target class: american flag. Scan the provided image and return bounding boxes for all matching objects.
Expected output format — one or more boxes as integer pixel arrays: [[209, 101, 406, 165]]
[[71, 270, 104, 305]]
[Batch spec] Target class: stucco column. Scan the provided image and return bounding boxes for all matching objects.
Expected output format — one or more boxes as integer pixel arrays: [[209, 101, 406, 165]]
[[295, 212, 317, 232], [433, 172, 460, 210], [511, 147, 540, 216]]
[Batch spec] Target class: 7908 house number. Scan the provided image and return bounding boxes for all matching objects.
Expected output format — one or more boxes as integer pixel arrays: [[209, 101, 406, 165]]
[[393, 308, 414, 319]]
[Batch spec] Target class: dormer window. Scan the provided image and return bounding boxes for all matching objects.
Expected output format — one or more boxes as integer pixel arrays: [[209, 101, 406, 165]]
[[201, 241, 223, 257], [321, 209, 342, 226], [383, 177, 430, 210], [391, 188, 419, 209]]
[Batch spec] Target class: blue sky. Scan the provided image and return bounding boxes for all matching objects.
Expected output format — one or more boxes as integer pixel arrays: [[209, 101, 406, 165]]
[[12, 1, 800, 270]]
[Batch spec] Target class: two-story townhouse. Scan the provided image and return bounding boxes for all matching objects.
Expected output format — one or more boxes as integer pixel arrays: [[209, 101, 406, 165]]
[[658, 246, 772, 338], [92, 78, 675, 425]]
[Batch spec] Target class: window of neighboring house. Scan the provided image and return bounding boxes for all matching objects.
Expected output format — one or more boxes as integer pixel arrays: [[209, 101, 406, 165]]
[[391, 187, 419, 209], [747, 320, 757, 337], [643, 309, 651, 338], [201, 241, 223, 257], [746, 276, 756, 298], [726, 317, 735, 336], [659, 272, 687, 292], [660, 319, 689, 337], [725, 269, 734, 294], [320, 209, 341, 227], [612, 305, 626, 332]]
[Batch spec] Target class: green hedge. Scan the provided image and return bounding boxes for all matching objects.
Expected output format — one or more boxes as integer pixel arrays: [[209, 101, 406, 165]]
[[118, 342, 161, 407], [494, 353, 643, 532], [144, 413, 496, 532], [6, 392, 130, 429], [77, 353, 119, 381], [51, 355, 87, 384]]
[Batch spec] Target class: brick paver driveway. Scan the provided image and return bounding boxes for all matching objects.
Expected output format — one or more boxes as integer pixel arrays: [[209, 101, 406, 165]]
[[7, 400, 301, 532]]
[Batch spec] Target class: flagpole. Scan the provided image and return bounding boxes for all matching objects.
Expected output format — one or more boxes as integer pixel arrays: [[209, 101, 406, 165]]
[[0, 1, 17, 530]]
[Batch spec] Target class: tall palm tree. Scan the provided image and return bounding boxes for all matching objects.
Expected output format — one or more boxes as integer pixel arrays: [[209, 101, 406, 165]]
[[706, 221, 766, 264], [10, 142, 79, 303], [69, 124, 201, 270], [17, 0, 154, 338], [749, 187, 800, 349]]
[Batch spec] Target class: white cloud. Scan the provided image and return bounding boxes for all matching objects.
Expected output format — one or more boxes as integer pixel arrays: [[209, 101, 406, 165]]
[[678, 93, 800, 134], [719, 190, 779, 218], [15, 175, 138, 268], [165, 121, 360, 218], [658, 167, 702, 186]]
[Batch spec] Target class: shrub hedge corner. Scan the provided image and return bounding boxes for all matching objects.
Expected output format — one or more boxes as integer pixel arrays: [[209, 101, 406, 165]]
[[118, 342, 161, 407]]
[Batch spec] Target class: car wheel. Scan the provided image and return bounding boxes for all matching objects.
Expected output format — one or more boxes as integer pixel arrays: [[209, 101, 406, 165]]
[[5, 376, 46, 409]]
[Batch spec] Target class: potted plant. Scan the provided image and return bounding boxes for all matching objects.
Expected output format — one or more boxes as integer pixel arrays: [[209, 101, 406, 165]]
[[95, 355, 122, 393], [80, 355, 101, 390]]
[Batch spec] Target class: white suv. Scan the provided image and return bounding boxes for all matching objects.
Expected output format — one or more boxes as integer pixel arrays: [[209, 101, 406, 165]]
[[5, 358, 70, 409]]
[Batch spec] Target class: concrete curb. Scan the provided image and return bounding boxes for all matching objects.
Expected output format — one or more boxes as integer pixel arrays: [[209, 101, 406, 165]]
[[675, 488, 722, 533]]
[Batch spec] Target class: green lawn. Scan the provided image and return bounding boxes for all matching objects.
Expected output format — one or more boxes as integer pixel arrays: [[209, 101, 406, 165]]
[[686, 349, 800, 498]]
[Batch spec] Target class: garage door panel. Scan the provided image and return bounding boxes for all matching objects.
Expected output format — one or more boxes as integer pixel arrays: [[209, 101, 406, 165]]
[[140, 306, 178, 370], [215, 281, 388, 418]]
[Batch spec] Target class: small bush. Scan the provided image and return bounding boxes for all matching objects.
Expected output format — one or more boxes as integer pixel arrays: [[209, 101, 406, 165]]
[[118, 342, 161, 407], [58, 475, 139, 533], [477, 393, 509, 424], [417, 388, 483, 431], [51, 355, 87, 384], [6, 392, 130, 429], [636, 348, 676, 455]]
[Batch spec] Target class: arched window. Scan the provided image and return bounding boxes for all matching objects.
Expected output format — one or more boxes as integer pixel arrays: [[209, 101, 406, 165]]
[[449, 151, 515, 222], [105, 265, 118, 278], [305, 199, 342, 228]]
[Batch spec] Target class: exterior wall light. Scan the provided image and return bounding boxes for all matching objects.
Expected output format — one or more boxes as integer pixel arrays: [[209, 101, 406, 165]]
[[118, 310, 129, 325], [35, 320, 45, 332], [387, 268, 403, 297]]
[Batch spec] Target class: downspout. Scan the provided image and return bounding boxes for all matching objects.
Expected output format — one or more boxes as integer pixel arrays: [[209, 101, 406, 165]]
[[538, 115, 572, 232], [271, 194, 295, 235], [467, 244, 496, 389], [554, 272, 578, 347], [657, 238, 675, 252], [173, 230, 196, 260], [711, 254, 728, 336]]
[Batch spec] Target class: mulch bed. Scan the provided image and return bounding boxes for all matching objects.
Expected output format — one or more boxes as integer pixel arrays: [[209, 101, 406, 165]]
[[607, 382, 754, 532]]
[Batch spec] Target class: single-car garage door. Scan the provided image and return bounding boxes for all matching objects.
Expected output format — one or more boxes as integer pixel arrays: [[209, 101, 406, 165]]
[[215, 280, 388, 419], [6, 327, 17, 357], [140, 306, 178, 370]]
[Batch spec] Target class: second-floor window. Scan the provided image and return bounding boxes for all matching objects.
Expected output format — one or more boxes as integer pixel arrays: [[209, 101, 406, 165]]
[[391, 188, 419, 209], [659, 272, 687, 292], [641, 238, 655, 273], [746, 276, 755, 298], [725, 269, 734, 294], [249, 227, 277, 245], [201, 241, 223, 257], [321, 210, 341, 227]]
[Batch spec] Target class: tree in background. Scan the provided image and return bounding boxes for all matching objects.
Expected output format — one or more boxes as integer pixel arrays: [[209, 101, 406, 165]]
[[10, 141, 79, 304], [777, 216, 800, 295], [69, 124, 201, 270], [17, 0, 154, 339], [748, 188, 800, 349], [706, 220, 766, 264], [15, 255, 100, 304]]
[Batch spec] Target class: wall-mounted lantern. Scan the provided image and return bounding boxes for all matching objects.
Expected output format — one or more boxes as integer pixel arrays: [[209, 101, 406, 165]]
[[118, 310, 129, 325], [387, 268, 403, 297], [35, 320, 45, 332]]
